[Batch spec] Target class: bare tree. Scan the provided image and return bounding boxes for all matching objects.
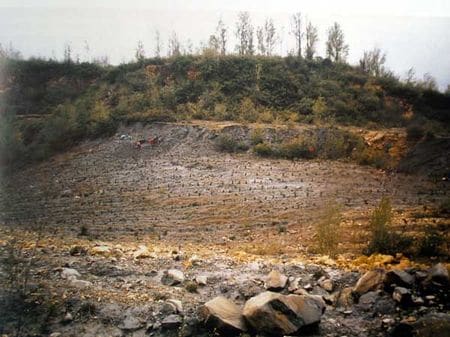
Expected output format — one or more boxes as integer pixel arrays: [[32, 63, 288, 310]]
[[235, 11, 254, 55], [256, 18, 277, 56], [419, 73, 438, 91], [208, 35, 220, 54], [305, 21, 318, 60], [216, 19, 227, 55], [135, 40, 145, 63], [155, 29, 163, 57], [291, 12, 303, 57], [168, 31, 181, 57], [405, 67, 416, 85], [63, 43, 72, 63], [359, 48, 387, 77], [326, 22, 349, 63], [256, 26, 266, 55]]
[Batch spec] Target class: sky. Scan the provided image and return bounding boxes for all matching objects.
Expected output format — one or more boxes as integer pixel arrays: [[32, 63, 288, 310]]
[[0, 0, 449, 89]]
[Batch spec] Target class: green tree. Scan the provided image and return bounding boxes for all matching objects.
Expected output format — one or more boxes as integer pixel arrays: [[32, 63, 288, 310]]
[[359, 48, 387, 77], [305, 21, 318, 60], [235, 12, 254, 55]]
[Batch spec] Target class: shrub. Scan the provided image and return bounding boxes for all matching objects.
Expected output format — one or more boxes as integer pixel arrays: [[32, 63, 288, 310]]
[[253, 142, 275, 157], [406, 124, 425, 141], [250, 128, 265, 145], [315, 202, 342, 257], [214, 134, 248, 153], [365, 197, 412, 255], [279, 137, 316, 159], [418, 226, 445, 257]]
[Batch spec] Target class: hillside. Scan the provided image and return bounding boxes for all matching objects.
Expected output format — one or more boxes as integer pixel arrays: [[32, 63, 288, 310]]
[[1, 56, 449, 168]]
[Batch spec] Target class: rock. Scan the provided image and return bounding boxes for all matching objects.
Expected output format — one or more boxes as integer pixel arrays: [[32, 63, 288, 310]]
[[61, 268, 81, 280], [413, 313, 450, 337], [319, 279, 334, 292], [265, 270, 288, 291], [70, 279, 92, 288], [288, 277, 301, 292], [385, 270, 415, 289], [201, 296, 247, 334], [242, 291, 325, 335], [353, 269, 385, 296], [133, 245, 152, 259], [50, 333, 61, 337], [393, 287, 412, 306], [357, 291, 379, 311], [429, 263, 449, 286], [69, 245, 87, 256], [393, 313, 450, 337], [61, 312, 73, 324], [336, 287, 354, 308], [91, 245, 112, 256], [167, 299, 183, 313], [161, 269, 185, 286], [161, 314, 183, 329], [61, 189, 72, 197], [120, 315, 143, 331], [195, 275, 208, 286]]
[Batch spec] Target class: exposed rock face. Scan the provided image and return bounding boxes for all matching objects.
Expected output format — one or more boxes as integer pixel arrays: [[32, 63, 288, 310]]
[[353, 269, 385, 296], [242, 291, 325, 335], [265, 270, 288, 291], [200, 296, 247, 334]]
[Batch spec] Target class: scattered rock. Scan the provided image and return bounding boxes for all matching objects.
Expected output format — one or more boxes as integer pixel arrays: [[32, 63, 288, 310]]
[[385, 269, 415, 289], [429, 263, 449, 286], [70, 279, 92, 288], [201, 296, 247, 334], [120, 315, 144, 331], [319, 278, 334, 292], [413, 313, 450, 337], [91, 245, 112, 256], [392, 287, 412, 306], [353, 269, 385, 296], [166, 299, 183, 313], [243, 291, 325, 335], [61, 312, 73, 324], [69, 245, 87, 256], [265, 270, 288, 291], [336, 287, 354, 308], [61, 268, 81, 280], [357, 291, 379, 311], [195, 275, 208, 286], [161, 269, 185, 286], [161, 314, 183, 329], [133, 245, 152, 259], [288, 277, 301, 292]]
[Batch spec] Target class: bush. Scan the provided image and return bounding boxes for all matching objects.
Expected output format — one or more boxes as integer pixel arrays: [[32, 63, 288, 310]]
[[418, 226, 445, 257], [406, 124, 425, 141], [365, 197, 412, 255], [214, 134, 248, 153], [279, 137, 316, 159], [315, 202, 342, 257], [250, 128, 265, 145], [253, 142, 275, 157]]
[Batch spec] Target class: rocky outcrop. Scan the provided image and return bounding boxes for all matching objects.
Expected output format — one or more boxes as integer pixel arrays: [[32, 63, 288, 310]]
[[200, 296, 247, 334]]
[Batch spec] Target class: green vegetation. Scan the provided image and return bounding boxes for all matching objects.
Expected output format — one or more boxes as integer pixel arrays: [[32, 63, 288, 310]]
[[1, 53, 449, 168], [365, 197, 412, 255], [314, 202, 342, 257]]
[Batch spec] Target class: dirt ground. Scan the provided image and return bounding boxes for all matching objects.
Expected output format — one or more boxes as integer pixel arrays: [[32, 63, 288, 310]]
[[0, 122, 449, 337]]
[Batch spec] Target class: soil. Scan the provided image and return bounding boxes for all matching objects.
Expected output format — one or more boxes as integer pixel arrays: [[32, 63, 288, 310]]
[[0, 121, 449, 337]]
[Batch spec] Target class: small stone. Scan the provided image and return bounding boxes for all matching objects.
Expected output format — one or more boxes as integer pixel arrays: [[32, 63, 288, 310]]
[[133, 245, 152, 259], [91, 245, 111, 256], [120, 315, 144, 331], [161, 269, 185, 286], [161, 314, 183, 329], [385, 270, 415, 288], [319, 279, 334, 292], [358, 291, 379, 311], [429, 263, 449, 286], [49, 333, 61, 337], [61, 312, 73, 324], [166, 299, 183, 313], [336, 287, 354, 308], [392, 287, 412, 306], [69, 245, 87, 256], [195, 275, 208, 286], [61, 268, 81, 280], [288, 277, 301, 292], [70, 279, 92, 288], [265, 270, 288, 291], [353, 269, 385, 296]]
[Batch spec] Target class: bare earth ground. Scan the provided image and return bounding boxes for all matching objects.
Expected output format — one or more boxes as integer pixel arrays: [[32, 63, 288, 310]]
[[0, 122, 449, 336]]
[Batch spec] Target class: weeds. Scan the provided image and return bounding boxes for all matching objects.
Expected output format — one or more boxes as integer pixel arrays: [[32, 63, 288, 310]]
[[314, 202, 342, 257], [365, 197, 412, 255], [215, 134, 248, 153], [418, 226, 445, 257]]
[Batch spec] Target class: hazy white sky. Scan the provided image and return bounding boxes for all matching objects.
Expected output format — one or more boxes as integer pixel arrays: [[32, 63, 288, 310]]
[[0, 0, 449, 89]]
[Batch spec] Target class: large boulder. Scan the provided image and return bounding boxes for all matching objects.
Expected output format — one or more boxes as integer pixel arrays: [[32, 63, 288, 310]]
[[353, 269, 385, 296], [265, 270, 288, 291], [243, 291, 325, 335], [200, 296, 247, 335]]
